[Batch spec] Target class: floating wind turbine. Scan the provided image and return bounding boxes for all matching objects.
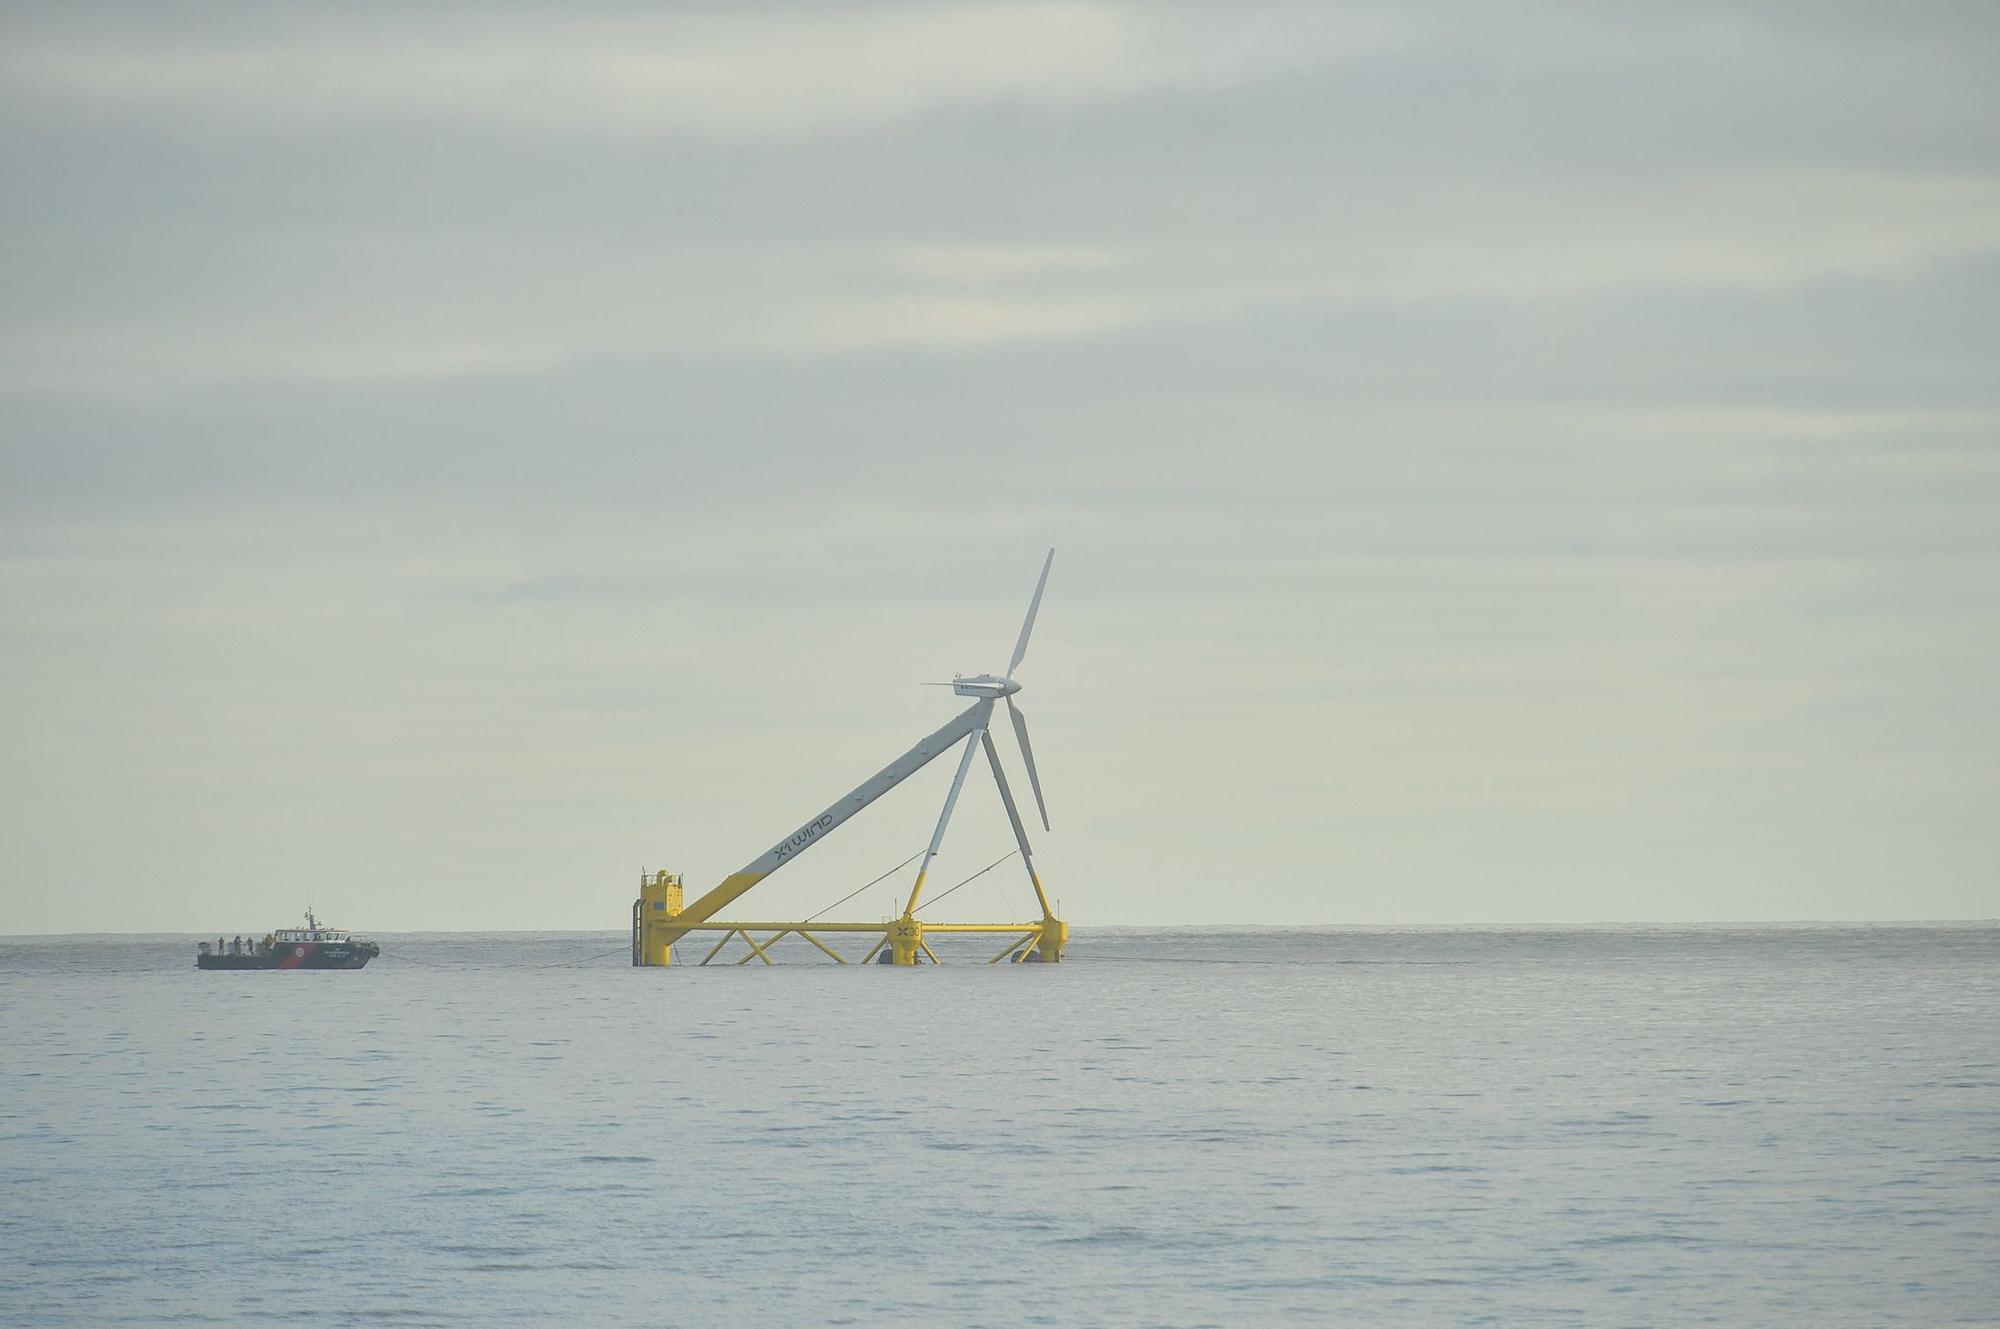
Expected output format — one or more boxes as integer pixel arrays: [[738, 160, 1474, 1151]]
[[637, 549, 1067, 966]]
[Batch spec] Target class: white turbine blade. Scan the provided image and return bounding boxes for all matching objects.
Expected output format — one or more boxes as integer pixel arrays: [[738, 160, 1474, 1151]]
[[1007, 696, 1049, 832], [1006, 548, 1055, 680]]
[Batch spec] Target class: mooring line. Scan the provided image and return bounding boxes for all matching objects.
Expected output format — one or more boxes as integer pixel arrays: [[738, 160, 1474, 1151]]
[[388, 945, 633, 970], [379, 950, 448, 967], [536, 945, 635, 969]]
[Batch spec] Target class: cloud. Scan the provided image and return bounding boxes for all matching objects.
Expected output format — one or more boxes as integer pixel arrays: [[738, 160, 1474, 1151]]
[[7, 5, 2000, 395], [6, 167, 1999, 395], [0, 3, 1400, 145]]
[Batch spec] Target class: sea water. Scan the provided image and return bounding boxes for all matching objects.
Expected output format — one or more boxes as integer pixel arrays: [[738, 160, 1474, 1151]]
[[1, 926, 1995, 1327]]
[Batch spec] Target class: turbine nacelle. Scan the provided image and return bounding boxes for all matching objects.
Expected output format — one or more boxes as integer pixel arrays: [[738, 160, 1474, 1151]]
[[949, 673, 1020, 699]]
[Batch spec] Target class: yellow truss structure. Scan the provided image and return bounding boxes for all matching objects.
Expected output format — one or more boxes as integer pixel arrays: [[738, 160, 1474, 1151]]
[[629, 902, 1066, 967]]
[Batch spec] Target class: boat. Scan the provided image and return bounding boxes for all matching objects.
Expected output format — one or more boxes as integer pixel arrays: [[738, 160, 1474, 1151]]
[[196, 909, 380, 970]]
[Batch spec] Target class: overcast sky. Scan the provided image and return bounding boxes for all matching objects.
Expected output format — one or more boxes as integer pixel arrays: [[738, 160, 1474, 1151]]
[[3, 2, 1997, 934]]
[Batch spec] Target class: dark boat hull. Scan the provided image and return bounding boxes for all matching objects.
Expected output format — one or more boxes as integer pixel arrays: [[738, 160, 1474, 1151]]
[[197, 942, 375, 970]]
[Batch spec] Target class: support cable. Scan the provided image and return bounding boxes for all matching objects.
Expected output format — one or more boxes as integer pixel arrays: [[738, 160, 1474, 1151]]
[[804, 849, 926, 924], [992, 869, 1019, 921], [913, 850, 1020, 916]]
